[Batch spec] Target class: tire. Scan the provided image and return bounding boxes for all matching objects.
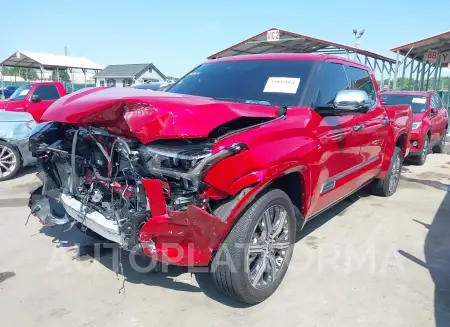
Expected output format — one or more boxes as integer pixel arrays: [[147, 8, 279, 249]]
[[0, 141, 21, 181], [412, 136, 429, 166], [432, 130, 447, 153], [211, 188, 296, 304], [372, 147, 402, 197]]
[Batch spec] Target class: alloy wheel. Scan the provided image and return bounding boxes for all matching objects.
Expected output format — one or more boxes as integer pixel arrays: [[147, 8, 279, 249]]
[[0, 145, 17, 178], [388, 154, 401, 194], [422, 139, 429, 161], [247, 205, 290, 289]]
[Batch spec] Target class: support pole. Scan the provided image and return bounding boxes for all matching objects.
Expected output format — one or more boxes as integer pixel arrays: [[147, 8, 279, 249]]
[[433, 57, 440, 90], [437, 65, 443, 91], [420, 61, 426, 90], [409, 60, 415, 90], [426, 64, 432, 90], [392, 51, 400, 90], [400, 56, 408, 90], [388, 63, 393, 90], [415, 61, 421, 91], [83, 69, 87, 88]]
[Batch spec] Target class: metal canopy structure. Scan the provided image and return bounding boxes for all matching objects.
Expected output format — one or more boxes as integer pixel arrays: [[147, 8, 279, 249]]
[[207, 28, 397, 90], [0, 51, 104, 92], [390, 31, 450, 91], [1, 51, 104, 70]]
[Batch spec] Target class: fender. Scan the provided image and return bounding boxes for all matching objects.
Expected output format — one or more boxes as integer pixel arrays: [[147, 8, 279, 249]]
[[208, 162, 311, 249]]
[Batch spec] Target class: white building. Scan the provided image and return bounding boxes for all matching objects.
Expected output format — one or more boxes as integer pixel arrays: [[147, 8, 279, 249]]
[[93, 63, 166, 87]]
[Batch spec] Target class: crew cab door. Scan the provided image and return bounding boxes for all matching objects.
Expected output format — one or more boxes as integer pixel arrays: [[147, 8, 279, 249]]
[[431, 93, 447, 139], [26, 84, 62, 121], [346, 65, 388, 181], [307, 62, 364, 217]]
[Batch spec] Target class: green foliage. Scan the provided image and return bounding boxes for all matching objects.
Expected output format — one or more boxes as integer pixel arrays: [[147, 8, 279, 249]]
[[51, 69, 71, 82], [2, 67, 39, 81]]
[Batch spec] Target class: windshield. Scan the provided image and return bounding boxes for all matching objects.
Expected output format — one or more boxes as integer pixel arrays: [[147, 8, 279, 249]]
[[168, 60, 315, 107], [9, 84, 32, 101], [381, 94, 428, 113]]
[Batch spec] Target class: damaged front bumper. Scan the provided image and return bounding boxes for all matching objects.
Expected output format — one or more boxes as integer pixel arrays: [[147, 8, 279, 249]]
[[29, 177, 229, 267]]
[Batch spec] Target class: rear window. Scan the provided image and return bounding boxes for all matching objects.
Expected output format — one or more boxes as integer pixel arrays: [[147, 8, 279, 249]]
[[168, 60, 315, 107], [381, 94, 427, 113]]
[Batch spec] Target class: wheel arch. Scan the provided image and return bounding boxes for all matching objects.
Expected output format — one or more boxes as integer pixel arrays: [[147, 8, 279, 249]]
[[395, 133, 409, 158], [211, 164, 310, 248]]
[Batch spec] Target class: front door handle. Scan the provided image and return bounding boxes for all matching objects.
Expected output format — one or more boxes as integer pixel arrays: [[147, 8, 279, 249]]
[[353, 124, 365, 131], [381, 117, 389, 125]]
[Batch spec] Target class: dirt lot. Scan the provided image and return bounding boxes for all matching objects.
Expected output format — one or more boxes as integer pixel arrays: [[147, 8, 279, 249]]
[[0, 149, 449, 327]]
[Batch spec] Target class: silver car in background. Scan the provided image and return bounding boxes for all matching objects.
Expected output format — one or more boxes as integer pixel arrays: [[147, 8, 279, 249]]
[[0, 111, 37, 181]]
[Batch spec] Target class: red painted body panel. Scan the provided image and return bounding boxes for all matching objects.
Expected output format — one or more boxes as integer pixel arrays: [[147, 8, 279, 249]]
[[0, 82, 66, 121], [383, 91, 448, 155], [40, 87, 279, 144], [42, 54, 414, 266]]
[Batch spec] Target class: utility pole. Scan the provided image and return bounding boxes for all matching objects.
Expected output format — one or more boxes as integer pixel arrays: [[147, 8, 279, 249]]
[[352, 29, 365, 61], [64, 46, 68, 56]]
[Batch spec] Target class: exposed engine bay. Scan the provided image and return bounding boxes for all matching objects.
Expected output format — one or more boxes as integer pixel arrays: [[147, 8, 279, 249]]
[[28, 122, 247, 251]]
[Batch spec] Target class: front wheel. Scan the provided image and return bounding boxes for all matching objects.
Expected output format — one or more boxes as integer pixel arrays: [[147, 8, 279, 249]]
[[433, 130, 447, 153], [372, 147, 402, 197], [0, 141, 21, 182], [211, 189, 296, 304], [412, 137, 429, 166]]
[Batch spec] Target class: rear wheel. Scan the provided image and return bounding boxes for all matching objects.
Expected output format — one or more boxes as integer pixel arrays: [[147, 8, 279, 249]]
[[0, 141, 20, 181], [211, 189, 296, 304], [412, 137, 429, 166], [433, 130, 447, 153], [372, 147, 402, 197]]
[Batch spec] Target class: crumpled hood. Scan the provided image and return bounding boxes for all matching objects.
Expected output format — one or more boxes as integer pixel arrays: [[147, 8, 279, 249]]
[[40, 87, 279, 144]]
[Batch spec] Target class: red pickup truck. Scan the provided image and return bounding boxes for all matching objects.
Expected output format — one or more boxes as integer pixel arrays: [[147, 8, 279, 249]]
[[0, 82, 66, 121], [382, 91, 448, 165], [28, 54, 412, 304]]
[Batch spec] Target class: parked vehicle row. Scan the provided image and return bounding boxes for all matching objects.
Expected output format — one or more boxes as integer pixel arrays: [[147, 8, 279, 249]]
[[382, 91, 448, 165]]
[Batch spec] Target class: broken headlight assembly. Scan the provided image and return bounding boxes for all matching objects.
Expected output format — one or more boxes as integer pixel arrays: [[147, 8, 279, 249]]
[[138, 139, 248, 190]]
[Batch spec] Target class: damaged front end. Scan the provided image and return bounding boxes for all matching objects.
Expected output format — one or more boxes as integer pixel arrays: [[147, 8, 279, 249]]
[[28, 122, 248, 265]]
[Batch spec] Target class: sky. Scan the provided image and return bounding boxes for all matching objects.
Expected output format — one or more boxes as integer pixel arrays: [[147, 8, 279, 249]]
[[2, 0, 450, 78]]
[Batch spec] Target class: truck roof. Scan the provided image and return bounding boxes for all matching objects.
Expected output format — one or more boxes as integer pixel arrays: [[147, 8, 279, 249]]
[[208, 53, 369, 69]]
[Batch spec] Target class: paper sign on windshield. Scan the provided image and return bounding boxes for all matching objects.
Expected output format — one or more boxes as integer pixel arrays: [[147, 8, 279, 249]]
[[263, 77, 300, 94], [412, 97, 427, 104], [19, 90, 29, 96]]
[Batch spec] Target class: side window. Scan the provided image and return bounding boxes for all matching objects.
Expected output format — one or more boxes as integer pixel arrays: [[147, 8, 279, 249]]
[[99, 80, 105, 87], [434, 94, 443, 109], [430, 95, 437, 111], [345, 66, 376, 104], [315, 63, 349, 107], [33, 85, 60, 100]]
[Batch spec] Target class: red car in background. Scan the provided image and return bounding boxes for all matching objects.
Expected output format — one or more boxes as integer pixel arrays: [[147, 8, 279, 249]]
[[0, 82, 67, 122], [382, 91, 448, 165]]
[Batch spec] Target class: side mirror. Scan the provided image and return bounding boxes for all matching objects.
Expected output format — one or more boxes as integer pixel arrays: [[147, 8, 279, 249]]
[[431, 107, 439, 115], [334, 90, 371, 112], [30, 94, 41, 102]]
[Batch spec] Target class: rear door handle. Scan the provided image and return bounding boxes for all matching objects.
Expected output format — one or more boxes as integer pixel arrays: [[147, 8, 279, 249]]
[[381, 117, 389, 125], [353, 124, 365, 131]]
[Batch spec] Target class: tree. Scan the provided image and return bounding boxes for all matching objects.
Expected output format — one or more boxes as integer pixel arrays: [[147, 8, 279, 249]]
[[51, 69, 71, 82], [2, 67, 39, 81]]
